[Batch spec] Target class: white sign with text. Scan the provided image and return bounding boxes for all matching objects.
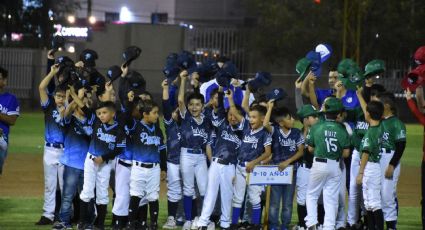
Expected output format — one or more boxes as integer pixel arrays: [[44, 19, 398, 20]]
[[249, 165, 293, 185]]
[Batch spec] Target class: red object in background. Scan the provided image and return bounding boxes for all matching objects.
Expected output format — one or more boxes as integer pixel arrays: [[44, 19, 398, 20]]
[[401, 65, 425, 91], [314, 0, 321, 4]]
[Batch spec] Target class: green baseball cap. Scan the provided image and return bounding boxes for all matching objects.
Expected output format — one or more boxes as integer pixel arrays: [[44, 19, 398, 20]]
[[296, 58, 312, 81], [337, 58, 357, 76], [364, 59, 385, 78], [337, 65, 364, 90], [297, 104, 318, 119], [323, 97, 344, 113]]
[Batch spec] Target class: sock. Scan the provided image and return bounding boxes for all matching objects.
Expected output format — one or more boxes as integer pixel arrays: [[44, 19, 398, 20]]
[[112, 214, 118, 226], [192, 198, 198, 217], [251, 203, 261, 225], [297, 204, 307, 227], [138, 204, 148, 226], [149, 200, 159, 227], [232, 207, 241, 225], [183, 196, 193, 221], [71, 195, 80, 223], [373, 209, 384, 230], [79, 200, 89, 224], [168, 200, 179, 218], [366, 211, 374, 230], [318, 204, 325, 225], [386, 220, 397, 229], [128, 196, 141, 223], [54, 189, 61, 220], [95, 204, 107, 228]]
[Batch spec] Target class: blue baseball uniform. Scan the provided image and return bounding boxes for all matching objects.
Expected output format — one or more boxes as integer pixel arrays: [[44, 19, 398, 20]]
[[269, 126, 304, 229], [0, 92, 19, 174]]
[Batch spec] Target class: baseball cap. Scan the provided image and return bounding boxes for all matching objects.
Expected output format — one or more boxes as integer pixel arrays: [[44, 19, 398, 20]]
[[79, 49, 98, 68], [323, 97, 344, 113], [315, 43, 332, 63], [248, 72, 272, 92], [306, 51, 322, 77], [414, 46, 425, 65], [296, 58, 312, 81], [106, 65, 122, 82], [265, 88, 287, 102], [177, 51, 196, 70], [51, 35, 65, 50], [401, 65, 425, 91], [364, 59, 385, 78], [297, 104, 318, 119], [122, 46, 142, 67], [337, 58, 358, 76]]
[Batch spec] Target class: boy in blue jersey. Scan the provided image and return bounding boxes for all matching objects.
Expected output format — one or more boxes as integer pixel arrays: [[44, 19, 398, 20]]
[[37, 63, 66, 225], [77, 100, 126, 229], [264, 102, 305, 230], [0, 67, 19, 175], [198, 88, 243, 230], [178, 70, 212, 230], [161, 79, 184, 229], [230, 103, 272, 230], [52, 86, 94, 230], [126, 99, 165, 230]]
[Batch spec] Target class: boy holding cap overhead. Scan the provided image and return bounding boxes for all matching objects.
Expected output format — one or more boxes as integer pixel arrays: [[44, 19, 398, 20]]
[[305, 97, 351, 230]]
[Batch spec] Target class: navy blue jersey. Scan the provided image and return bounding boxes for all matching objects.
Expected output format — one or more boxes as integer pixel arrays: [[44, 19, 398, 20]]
[[60, 114, 95, 170], [237, 118, 272, 162], [270, 126, 304, 164], [41, 97, 65, 144], [117, 126, 133, 161], [127, 120, 166, 163], [0, 92, 19, 141], [179, 110, 211, 151], [163, 99, 181, 164], [209, 109, 241, 163]]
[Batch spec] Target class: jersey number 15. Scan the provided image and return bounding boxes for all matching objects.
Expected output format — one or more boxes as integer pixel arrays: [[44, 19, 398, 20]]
[[325, 137, 338, 152]]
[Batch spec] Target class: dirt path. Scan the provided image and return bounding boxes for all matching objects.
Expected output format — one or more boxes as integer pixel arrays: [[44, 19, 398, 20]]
[[0, 153, 421, 207]]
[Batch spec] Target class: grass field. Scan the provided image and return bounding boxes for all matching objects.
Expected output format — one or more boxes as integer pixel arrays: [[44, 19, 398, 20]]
[[0, 112, 422, 229]]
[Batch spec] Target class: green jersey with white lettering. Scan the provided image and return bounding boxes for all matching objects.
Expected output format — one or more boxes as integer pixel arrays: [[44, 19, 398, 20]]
[[360, 124, 384, 163], [381, 116, 406, 151], [352, 108, 369, 150], [306, 120, 350, 160]]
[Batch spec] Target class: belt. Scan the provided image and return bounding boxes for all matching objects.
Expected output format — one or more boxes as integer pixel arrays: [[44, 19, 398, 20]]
[[118, 159, 132, 167], [46, 142, 64, 149], [134, 161, 158, 168], [212, 157, 231, 165], [301, 162, 312, 169], [315, 157, 339, 163], [381, 148, 394, 154], [186, 148, 203, 154]]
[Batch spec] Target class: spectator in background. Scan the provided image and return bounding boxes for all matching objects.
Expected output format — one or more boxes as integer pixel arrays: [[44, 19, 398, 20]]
[[0, 67, 20, 175]]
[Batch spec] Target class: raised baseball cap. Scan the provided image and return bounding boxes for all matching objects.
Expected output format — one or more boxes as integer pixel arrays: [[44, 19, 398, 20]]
[[401, 65, 425, 91], [296, 58, 312, 81]]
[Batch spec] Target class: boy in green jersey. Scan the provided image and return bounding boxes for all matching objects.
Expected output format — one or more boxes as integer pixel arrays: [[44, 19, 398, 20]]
[[356, 101, 385, 230], [305, 97, 351, 230]]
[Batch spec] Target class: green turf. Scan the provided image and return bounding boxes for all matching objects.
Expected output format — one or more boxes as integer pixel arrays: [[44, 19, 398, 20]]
[[0, 113, 423, 229]]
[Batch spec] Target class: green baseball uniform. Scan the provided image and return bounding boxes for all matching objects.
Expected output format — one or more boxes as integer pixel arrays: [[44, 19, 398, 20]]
[[381, 116, 406, 151], [306, 120, 350, 160], [352, 108, 369, 151], [360, 124, 384, 163]]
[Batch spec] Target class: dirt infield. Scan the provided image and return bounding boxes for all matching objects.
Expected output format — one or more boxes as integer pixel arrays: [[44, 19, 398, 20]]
[[0, 153, 421, 207]]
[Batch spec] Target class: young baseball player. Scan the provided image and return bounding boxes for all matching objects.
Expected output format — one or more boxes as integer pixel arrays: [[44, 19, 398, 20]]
[[263, 102, 304, 230], [355, 100, 385, 230], [293, 105, 319, 230], [230, 103, 272, 230], [161, 79, 183, 229], [197, 88, 242, 230], [375, 92, 406, 229], [126, 99, 165, 230], [177, 70, 211, 230], [77, 100, 126, 229], [305, 97, 351, 230], [52, 86, 95, 230], [36, 64, 66, 225]]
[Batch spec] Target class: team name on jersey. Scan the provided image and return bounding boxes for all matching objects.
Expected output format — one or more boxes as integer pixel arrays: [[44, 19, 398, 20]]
[[325, 130, 337, 138], [278, 137, 296, 151], [356, 121, 369, 130], [221, 130, 241, 147], [243, 135, 258, 149], [192, 127, 208, 140], [0, 104, 17, 114], [52, 110, 63, 124], [96, 128, 116, 143], [140, 132, 161, 146]]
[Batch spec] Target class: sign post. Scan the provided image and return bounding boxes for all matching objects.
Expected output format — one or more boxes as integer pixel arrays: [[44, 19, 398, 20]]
[[248, 165, 294, 229]]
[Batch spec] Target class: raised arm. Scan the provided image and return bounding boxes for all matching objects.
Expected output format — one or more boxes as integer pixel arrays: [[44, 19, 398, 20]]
[[294, 77, 304, 110], [178, 71, 188, 115], [356, 87, 368, 121], [406, 89, 425, 125], [39, 64, 60, 104], [307, 73, 320, 109], [226, 89, 244, 122], [241, 85, 251, 114], [263, 100, 274, 133]]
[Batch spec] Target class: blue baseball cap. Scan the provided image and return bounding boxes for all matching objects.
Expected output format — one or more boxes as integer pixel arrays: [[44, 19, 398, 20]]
[[266, 88, 287, 102], [306, 51, 322, 77]]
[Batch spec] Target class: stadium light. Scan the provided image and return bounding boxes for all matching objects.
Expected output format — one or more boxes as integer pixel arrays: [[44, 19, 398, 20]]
[[89, 16, 96, 24], [67, 15, 76, 24], [120, 6, 133, 22]]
